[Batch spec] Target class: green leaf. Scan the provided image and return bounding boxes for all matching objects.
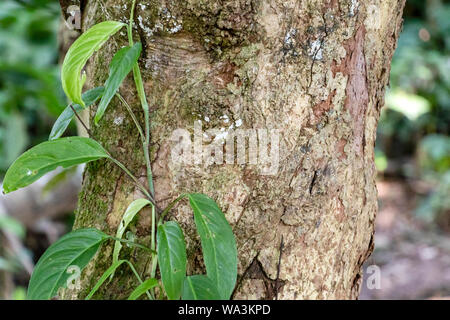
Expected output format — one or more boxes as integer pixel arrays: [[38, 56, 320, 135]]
[[94, 43, 142, 125], [157, 221, 187, 300], [188, 193, 237, 300], [61, 21, 126, 106], [85, 259, 127, 300], [111, 198, 151, 278], [27, 228, 108, 300], [127, 278, 158, 300], [49, 87, 104, 140], [182, 275, 221, 300], [2, 137, 109, 194]]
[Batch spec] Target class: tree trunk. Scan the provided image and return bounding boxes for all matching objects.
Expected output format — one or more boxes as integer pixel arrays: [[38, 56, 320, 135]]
[[62, 0, 405, 300]]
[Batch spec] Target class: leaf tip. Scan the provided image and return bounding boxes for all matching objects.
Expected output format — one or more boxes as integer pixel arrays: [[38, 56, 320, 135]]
[[94, 114, 101, 126], [2, 183, 11, 194]]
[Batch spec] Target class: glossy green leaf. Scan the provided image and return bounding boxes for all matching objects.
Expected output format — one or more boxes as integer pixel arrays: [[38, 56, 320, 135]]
[[85, 259, 127, 300], [94, 43, 142, 125], [182, 275, 221, 300], [27, 228, 108, 300], [3, 137, 109, 194], [61, 21, 125, 106], [157, 221, 187, 300], [188, 193, 237, 300], [49, 87, 104, 140], [111, 198, 151, 278], [127, 278, 158, 300]]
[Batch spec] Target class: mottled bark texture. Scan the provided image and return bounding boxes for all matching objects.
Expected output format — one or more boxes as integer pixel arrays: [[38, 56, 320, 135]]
[[62, 0, 405, 299]]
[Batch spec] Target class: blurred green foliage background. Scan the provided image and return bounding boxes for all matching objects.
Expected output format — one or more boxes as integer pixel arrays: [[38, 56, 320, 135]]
[[0, 0, 65, 174], [0, 0, 449, 299], [377, 0, 450, 228]]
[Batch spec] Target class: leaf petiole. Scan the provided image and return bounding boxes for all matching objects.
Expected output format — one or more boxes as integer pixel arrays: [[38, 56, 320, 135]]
[[85, 259, 152, 300], [107, 156, 156, 205], [108, 236, 156, 255], [116, 92, 145, 143], [158, 194, 187, 225]]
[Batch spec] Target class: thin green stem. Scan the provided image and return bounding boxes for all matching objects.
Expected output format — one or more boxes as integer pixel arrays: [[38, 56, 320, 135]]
[[85, 259, 151, 300], [158, 194, 187, 225], [150, 254, 158, 293], [150, 205, 156, 261], [125, 260, 152, 300], [107, 156, 156, 205], [90, 137, 155, 204], [127, 0, 157, 299], [128, 0, 136, 44], [109, 236, 156, 255], [116, 92, 145, 143], [69, 104, 91, 136], [128, 0, 155, 199], [149, 203, 158, 297]]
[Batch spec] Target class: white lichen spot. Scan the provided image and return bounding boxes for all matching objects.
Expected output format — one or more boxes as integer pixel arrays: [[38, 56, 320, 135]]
[[220, 114, 230, 123], [214, 130, 229, 142], [235, 119, 243, 127], [308, 39, 323, 60], [137, 7, 183, 38], [349, 0, 359, 17], [113, 116, 124, 125], [139, 3, 146, 10], [284, 28, 297, 47], [160, 7, 183, 34], [169, 24, 182, 34], [138, 16, 153, 37], [204, 116, 210, 122]]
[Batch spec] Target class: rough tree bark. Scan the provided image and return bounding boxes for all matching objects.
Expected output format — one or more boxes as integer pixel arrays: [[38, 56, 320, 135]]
[[62, 0, 405, 299]]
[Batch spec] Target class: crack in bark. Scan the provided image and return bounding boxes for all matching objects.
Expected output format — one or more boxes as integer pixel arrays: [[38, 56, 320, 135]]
[[275, 235, 284, 300], [309, 170, 318, 195], [233, 251, 286, 300]]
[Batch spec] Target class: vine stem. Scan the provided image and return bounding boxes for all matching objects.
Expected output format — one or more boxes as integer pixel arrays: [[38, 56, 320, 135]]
[[107, 155, 156, 206], [150, 204, 157, 280], [69, 104, 91, 136], [149, 188, 158, 299], [128, 0, 154, 199], [116, 92, 145, 144], [70, 104, 157, 207], [128, 0, 158, 298]]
